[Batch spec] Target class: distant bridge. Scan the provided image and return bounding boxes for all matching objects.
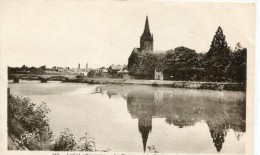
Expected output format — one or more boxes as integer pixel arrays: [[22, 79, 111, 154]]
[[10, 74, 77, 83]]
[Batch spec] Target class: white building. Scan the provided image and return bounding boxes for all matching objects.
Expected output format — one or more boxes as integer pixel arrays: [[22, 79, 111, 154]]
[[155, 69, 163, 80]]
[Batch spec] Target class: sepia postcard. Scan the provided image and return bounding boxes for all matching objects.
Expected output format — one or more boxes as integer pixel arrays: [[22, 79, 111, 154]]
[[0, 0, 256, 155]]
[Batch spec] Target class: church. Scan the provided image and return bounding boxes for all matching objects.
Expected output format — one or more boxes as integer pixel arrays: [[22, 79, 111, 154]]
[[129, 16, 164, 80]]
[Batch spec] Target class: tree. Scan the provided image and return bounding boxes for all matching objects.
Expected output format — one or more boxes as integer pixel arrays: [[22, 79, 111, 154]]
[[203, 26, 231, 81], [226, 43, 247, 83], [87, 70, 95, 78], [206, 26, 230, 58], [128, 50, 142, 77], [40, 65, 46, 71], [139, 52, 157, 79], [163, 46, 201, 80], [128, 51, 157, 79], [155, 53, 165, 72]]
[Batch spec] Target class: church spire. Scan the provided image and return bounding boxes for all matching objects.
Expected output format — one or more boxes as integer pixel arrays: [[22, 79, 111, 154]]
[[140, 16, 153, 51], [144, 16, 150, 32]]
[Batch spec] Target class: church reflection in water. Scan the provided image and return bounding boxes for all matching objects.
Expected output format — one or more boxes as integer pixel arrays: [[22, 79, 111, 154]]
[[138, 117, 152, 152], [100, 86, 246, 153]]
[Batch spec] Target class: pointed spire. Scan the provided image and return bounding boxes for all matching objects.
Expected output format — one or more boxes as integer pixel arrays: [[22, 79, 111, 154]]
[[140, 16, 153, 51], [143, 134, 148, 152], [144, 16, 150, 32], [138, 117, 152, 152]]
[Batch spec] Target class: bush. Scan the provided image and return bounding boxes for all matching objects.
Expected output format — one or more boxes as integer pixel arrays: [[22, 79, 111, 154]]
[[8, 95, 53, 150], [8, 95, 102, 151], [53, 128, 76, 151], [76, 133, 96, 151]]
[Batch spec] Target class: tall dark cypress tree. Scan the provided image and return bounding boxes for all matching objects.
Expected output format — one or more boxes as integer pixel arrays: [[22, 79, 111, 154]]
[[207, 26, 230, 58], [204, 26, 231, 82]]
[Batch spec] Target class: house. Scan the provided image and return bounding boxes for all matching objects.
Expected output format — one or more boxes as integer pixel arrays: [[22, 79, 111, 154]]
[[108, 64, 125, 75], [94, 67, 109, 78], [95, 67, 107, 74], [122, 70, 130, 79], [155, 69, 163, 80], [117, 69, 131, 79]]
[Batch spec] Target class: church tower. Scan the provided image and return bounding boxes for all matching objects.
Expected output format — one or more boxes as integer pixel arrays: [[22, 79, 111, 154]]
[[140, 16, 153, 52]]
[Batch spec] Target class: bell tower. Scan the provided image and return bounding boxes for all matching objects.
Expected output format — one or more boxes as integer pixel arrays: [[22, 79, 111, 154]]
[[140, 16, 153, 52]]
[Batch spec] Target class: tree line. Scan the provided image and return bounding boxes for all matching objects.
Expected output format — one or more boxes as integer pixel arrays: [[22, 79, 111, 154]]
[[128, 26, 247, 83], [8, 65, 47, 75]]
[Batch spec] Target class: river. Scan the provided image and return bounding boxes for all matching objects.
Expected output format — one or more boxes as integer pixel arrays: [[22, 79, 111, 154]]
[[8, 80, 246, 153]]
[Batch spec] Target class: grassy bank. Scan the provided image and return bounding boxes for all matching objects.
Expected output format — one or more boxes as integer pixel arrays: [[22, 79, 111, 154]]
[[64, 78, 246, 91]]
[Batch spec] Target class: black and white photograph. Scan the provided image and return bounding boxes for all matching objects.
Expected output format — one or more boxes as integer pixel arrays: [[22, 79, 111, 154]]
[[0, 1, 256, 155]]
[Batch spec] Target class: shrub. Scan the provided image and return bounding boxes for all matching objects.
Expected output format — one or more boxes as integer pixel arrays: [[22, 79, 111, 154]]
[[8, 95, 53, 150], [76, 133, 96, 151], [53, 128, 76, 151]]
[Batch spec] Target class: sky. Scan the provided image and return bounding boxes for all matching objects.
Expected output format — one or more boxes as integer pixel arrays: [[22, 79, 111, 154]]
[[0, 1, 255, 69]]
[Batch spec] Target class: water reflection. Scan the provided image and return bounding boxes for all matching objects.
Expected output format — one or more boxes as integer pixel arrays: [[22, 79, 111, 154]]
[[100, 86, 246, 153], [138, 117, 152, 152], [208, 123, 228, 152]]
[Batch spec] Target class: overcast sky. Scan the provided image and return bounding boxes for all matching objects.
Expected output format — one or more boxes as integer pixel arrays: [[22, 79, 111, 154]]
[[0, 1, 255, 68]]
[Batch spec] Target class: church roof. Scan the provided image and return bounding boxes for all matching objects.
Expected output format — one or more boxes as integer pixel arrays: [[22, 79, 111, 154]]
[[132, 48, 140, 53]]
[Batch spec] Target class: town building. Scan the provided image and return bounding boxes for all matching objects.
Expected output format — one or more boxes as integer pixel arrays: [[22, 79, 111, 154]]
[[55, 63, 89, 76], [155, 69, 164, 80], [95, 66, 107, 74], [94, 67, 109, 78], [108, 64, 125, 75], [122, 70, 130, 79]]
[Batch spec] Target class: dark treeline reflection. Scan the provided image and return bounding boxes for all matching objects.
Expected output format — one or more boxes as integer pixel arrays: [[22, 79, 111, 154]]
[[99, 86, 245, 153]]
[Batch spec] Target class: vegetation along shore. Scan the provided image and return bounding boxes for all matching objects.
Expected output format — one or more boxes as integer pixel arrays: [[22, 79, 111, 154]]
[[64, 78, 245, 91]]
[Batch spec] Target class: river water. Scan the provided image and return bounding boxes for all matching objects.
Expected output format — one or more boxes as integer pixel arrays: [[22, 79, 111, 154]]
[[8, 80, 246, 153]]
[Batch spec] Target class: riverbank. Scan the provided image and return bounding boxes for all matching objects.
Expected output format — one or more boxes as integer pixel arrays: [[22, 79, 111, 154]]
[[64, 78, 246, 91], [7, 94, 103, 151]]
